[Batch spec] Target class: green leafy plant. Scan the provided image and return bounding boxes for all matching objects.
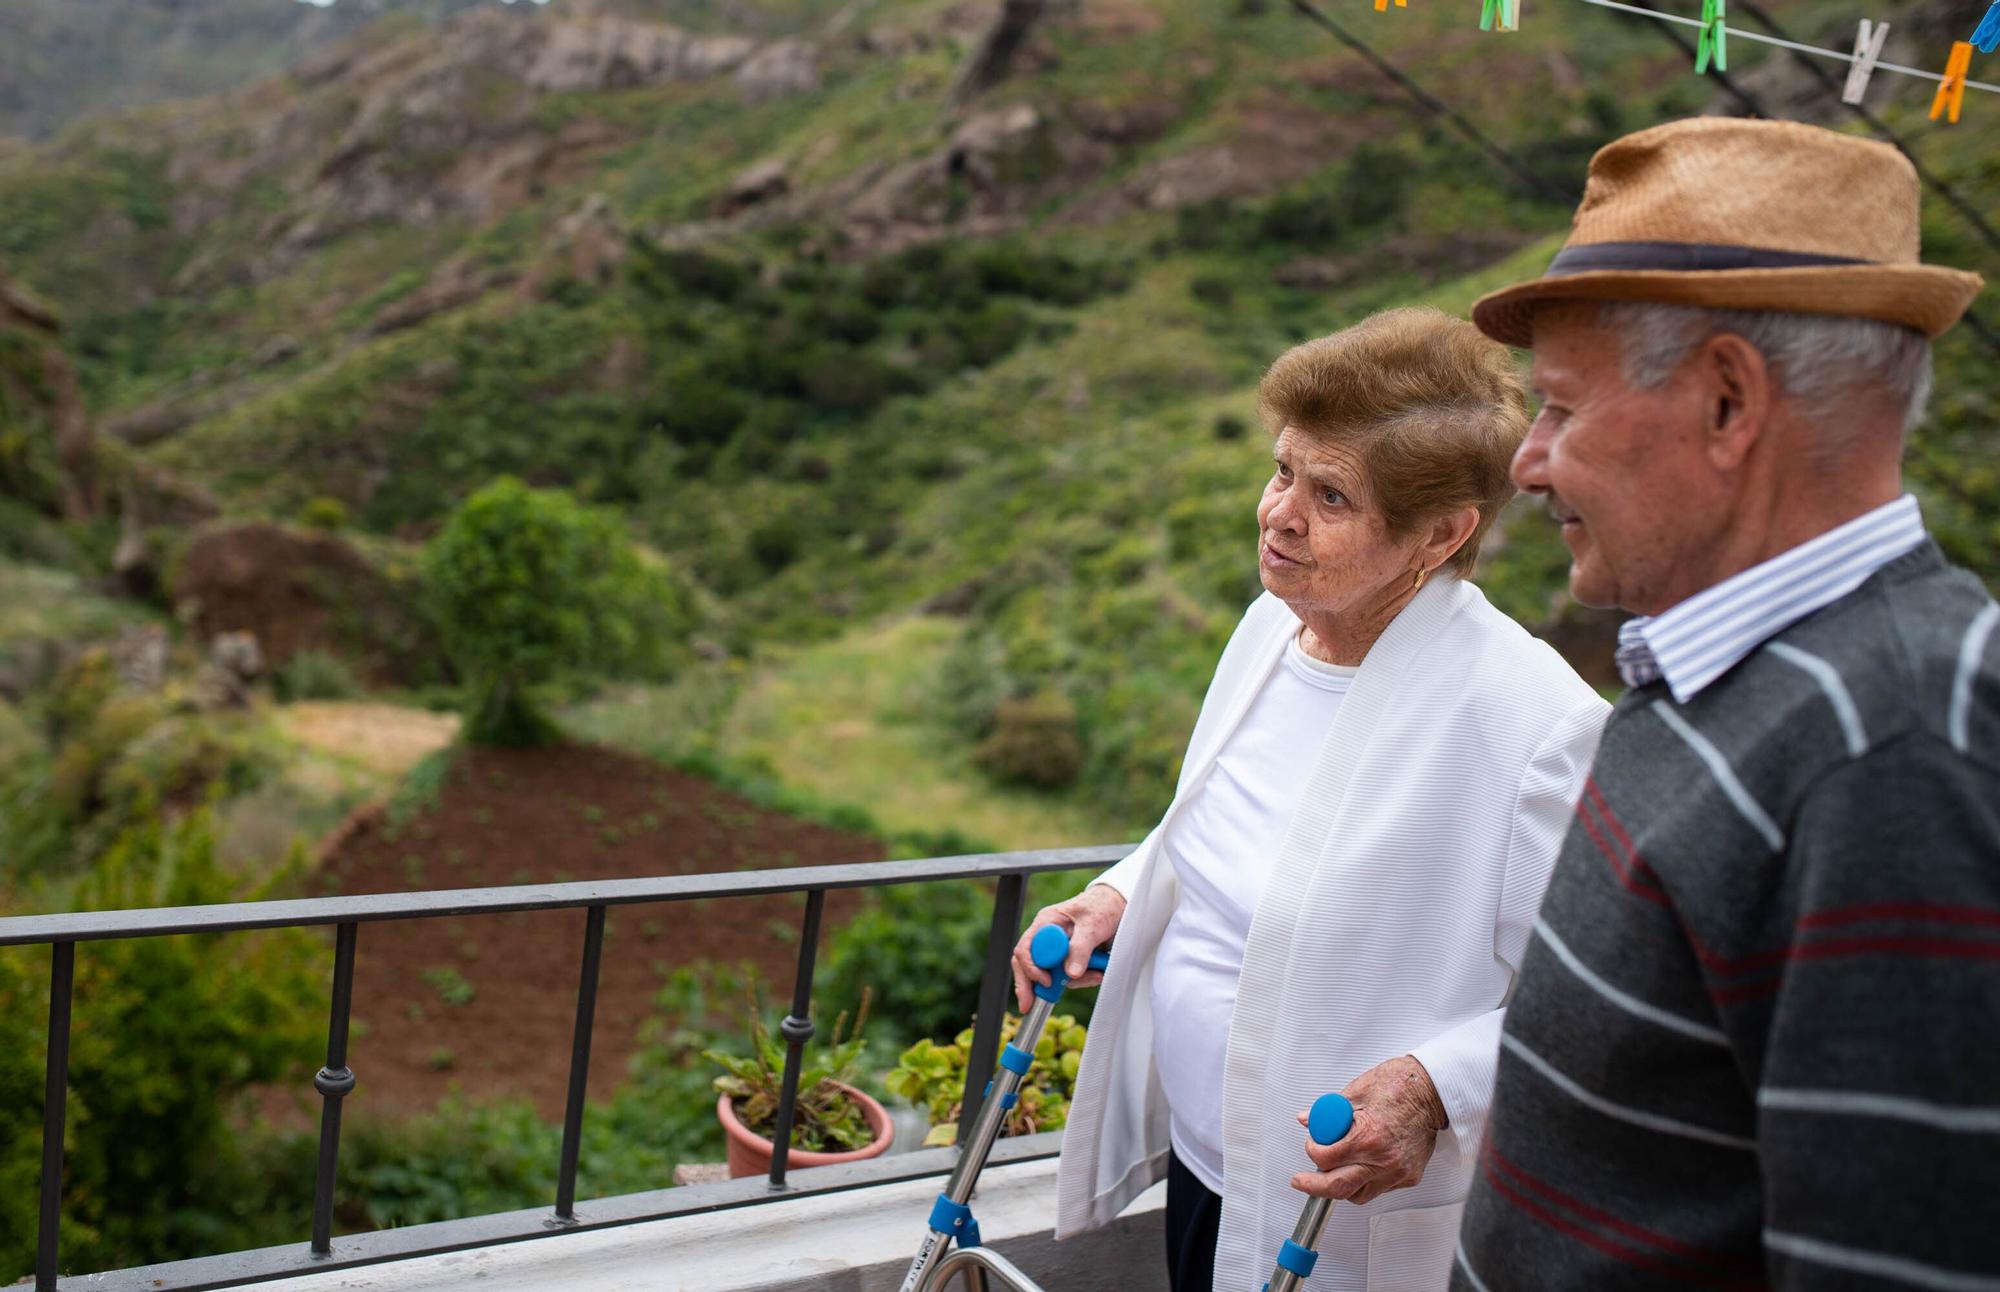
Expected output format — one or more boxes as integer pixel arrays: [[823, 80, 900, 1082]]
[[422, 476, 690, 747], [704, 986, 877, 1154], [884, 1012, 1087, 1147], [0, 807, 323, 1281], [273, 648, 360, 702]]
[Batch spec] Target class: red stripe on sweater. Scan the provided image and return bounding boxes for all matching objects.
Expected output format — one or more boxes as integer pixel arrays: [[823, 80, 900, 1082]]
[[1479, 1156, 1769, 1290], [1707, 936, 2000, 1004], [1485, 1145, 1762, 1272], [1798, 902, 2000, 932], [1577, 789, 1668, 906], [1585, 778, 1665, 889]]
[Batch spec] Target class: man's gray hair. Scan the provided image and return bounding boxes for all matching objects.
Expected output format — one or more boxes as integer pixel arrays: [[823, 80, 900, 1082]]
[[1591, 302, 1933, 442]]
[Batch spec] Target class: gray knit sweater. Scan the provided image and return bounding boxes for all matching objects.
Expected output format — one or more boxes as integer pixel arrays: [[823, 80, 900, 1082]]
[[1454, 543, 2000, 1291]]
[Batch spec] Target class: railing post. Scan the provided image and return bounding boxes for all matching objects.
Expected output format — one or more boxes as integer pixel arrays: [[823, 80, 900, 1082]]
[[767, 888, 827, 1189], [35, 940, 75, 1292], [957, 874, 1027, 1147], [553, 904, 607, 1223], [310, 922, 358, 1257]]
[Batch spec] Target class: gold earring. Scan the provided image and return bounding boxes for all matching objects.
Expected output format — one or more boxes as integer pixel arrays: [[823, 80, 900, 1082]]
[[1412, 566, 1427, 591]]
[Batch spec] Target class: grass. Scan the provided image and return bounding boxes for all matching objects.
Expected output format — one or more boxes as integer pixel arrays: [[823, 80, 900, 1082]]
[[0, 559, 151, 649], [716, 616, 1135, 851]]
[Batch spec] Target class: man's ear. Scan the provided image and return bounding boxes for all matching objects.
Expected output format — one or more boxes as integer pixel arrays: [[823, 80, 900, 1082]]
[[1699, 333, 1773, 470]]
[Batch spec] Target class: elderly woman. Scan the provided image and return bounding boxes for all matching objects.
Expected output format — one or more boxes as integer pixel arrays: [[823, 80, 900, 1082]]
[[1012, 308, 1607, 1292]]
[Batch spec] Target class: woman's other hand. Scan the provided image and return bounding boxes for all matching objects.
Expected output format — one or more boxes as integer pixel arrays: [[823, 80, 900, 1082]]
[[1289, 1055, 1447, 1206], [1011, 884, 1127, 1011]]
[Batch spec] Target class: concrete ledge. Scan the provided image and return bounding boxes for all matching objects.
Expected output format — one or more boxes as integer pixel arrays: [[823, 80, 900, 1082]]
[[263, 1157, 1166, 1292]]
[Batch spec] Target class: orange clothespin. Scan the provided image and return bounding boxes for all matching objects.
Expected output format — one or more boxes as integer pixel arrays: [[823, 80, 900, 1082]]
[[1929, 41, 1973, 122], [1374, 0, 1408, 11]]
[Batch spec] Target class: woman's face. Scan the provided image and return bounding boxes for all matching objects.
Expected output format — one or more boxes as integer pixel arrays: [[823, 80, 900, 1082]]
[[1256, 426, 1425, 622]]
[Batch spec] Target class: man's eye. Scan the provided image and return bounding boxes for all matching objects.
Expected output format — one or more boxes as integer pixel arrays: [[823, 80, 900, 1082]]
[[1321, 488, 1345, 506], [1275, 462, 1292, 479]]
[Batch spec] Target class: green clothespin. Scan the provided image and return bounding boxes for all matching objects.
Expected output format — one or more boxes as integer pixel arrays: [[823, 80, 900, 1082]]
[[1695, 0, 1727, 72], [1479, 0, 1519, 30]]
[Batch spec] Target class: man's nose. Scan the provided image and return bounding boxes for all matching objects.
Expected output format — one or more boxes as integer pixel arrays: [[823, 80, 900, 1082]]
[[1512, 417, 1553, 494]]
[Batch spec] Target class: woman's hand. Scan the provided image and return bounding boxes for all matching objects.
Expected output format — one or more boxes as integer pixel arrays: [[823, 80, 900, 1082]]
[[1011, 884, 1126, 1012], [1290, 1055, 1447, 1206]]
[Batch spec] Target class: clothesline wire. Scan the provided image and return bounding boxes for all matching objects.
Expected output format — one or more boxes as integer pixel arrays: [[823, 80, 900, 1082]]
[[1285, 0, 1581, 204], [1579, 0, 2000, 94]]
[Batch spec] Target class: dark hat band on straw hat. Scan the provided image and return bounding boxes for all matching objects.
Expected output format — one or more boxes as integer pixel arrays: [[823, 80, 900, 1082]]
[[1545, 242, 1871, 276]]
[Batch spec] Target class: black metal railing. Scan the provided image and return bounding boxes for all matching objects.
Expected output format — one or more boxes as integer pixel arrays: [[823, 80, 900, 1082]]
[[0, 843, 1132, 1292]]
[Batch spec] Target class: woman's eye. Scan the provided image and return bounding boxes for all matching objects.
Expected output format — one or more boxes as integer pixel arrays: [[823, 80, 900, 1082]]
[[1275, 462, 1292, 480], [1321, 488, 1345, 507]]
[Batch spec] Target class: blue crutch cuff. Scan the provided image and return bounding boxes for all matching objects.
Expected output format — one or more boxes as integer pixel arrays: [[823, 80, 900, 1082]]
[[998, 1044, 1033, 1075], [1276, 1239, 1318, 1278]]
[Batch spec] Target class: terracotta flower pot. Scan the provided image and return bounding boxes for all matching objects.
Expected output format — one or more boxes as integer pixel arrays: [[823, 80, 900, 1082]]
[[717, 1081, 895, 1179]]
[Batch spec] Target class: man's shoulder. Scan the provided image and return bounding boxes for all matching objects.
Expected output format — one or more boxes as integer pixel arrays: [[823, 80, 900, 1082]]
[[1773, 543, 1999, 756]]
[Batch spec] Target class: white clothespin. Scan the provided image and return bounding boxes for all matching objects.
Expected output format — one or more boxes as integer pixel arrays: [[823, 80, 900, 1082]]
[[1842, 18, 1890, 105]]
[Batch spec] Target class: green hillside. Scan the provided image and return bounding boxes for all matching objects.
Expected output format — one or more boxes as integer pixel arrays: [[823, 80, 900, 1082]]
[[3, 0, 1996, 843]]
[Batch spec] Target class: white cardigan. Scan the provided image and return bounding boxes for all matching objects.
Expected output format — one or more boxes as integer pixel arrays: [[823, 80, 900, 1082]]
[[1054, 576, 1607, 1292]]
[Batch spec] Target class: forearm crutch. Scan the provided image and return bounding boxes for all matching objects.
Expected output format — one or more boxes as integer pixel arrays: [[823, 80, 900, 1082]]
[[899, 924, 1107, 1292]]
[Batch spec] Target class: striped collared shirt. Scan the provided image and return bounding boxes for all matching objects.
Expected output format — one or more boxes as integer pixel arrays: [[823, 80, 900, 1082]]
[[1615, 495, 1928, 702]]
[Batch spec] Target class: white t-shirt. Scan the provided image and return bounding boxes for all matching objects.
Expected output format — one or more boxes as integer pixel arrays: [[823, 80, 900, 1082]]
[[1149, 630, 1355, 1195]]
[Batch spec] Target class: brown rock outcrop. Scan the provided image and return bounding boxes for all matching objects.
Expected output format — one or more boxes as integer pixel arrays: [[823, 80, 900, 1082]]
[[172, 521, 441, 687]]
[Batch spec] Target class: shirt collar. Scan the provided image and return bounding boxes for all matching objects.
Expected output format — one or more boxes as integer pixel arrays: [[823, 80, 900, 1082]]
[[1616, 494, 1927, 703]]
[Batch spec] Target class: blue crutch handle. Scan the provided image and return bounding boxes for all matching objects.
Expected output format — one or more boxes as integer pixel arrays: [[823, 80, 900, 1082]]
[[1307, 1092, 1355, 1147], [1028, 925, 1109, 1002], [1029, 924, 1110, 972]]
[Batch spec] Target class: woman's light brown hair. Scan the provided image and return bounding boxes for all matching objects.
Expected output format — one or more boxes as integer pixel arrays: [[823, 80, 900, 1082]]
[[1256, 307, 1528, 578]]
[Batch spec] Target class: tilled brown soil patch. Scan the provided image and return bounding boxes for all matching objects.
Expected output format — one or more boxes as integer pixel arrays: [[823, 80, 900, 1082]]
[[313, 743, 883, 1119]]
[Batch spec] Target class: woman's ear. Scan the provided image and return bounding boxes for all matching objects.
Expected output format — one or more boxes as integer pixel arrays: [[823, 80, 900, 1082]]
[[1422, 505, 1481, 574]]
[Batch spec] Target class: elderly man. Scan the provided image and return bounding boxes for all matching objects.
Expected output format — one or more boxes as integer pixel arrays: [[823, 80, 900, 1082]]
[[1452, 117, 1999, 1291]]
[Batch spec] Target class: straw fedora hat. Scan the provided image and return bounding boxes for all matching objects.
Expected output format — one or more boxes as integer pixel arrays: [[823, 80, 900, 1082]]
[[1471, 117, 1984, 348]]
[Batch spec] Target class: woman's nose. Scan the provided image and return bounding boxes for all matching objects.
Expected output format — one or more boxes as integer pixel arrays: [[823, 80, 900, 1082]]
[[1264, 489, 1303, 533]]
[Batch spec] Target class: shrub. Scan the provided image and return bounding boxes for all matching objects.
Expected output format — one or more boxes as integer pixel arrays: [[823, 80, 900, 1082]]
[[1189, 275, 1236, 308], [799, 346, 898, 413], [816, 880, 991, 1045], [951, 302, 1032, 368], [0, 809, 323, 1282], [297, 496, 349, 531], [273, 649, 360, 702], [747, 517, 804, 574], [974, 690, 1083, 790], [422, 477, 689, 747]]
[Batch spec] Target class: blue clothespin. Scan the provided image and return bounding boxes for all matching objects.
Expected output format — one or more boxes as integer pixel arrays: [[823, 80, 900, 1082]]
[[1972, 1, 2000, 54], [1696, 0, 1727, 73], [1480, 0, 1520, 31]]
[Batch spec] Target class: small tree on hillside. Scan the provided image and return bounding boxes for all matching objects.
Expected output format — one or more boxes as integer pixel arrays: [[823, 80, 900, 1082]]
[[424, 477, 684, 747]]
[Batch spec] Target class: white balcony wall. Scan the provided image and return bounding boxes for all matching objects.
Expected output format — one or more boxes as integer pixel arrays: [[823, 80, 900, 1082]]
[[261, 1155, 1168, 1292]]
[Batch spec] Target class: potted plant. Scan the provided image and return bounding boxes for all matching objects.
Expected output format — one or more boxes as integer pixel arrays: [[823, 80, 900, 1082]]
[[884, 1012, 1086, 1147], [706, 989, 894, 1178]]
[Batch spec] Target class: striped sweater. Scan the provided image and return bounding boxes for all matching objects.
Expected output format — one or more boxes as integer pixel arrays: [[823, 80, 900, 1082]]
[[1454, 543, 2000, 1292]]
